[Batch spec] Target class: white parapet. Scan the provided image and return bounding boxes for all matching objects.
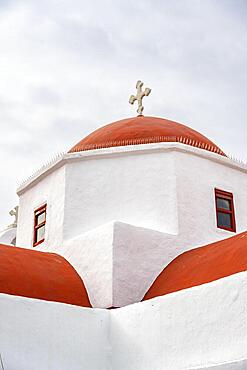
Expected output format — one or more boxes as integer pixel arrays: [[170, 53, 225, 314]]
[[1, 270, 247, 369]]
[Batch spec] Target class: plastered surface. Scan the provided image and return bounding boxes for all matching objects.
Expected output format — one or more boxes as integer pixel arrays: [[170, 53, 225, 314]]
[[111, 271, 247, 370], [15, 144, 247, 307], [16, 165, 66, 249], [63, 148, 177, 239], [1, 271, 247, 369], [61, 222, 114, 308], [0, 294, 109, 370]]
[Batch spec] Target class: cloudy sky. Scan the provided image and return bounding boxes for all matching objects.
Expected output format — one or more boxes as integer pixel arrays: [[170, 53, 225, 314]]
[[0, 0, 246, 227]]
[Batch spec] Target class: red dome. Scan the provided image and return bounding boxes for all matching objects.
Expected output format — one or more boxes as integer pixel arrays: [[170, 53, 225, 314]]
[[143, 231, 247, 301], [69, 116, 225, 156], [0, 244, 91, 307]]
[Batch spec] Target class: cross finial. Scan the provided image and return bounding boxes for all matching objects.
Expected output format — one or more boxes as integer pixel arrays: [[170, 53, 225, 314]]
[[8, 206, 19, 228], [129, 80, 151, 116]]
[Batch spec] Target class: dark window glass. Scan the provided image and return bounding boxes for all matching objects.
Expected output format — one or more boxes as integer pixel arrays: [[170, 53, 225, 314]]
[[215, 189, 236, 232], [217, 212, 232, 229], [33, 204, 47, 246], [216, 198, 230, 210]]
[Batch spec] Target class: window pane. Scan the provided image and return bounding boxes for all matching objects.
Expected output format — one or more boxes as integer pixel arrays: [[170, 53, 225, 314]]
[[217, 197, 231, 210], [36, 211, 46, 225], [217, 212, 232, 229], [36, 225, 45, 243]]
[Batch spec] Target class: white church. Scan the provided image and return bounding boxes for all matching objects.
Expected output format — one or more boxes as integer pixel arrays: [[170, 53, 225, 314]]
[[0, 81, 247, 369]]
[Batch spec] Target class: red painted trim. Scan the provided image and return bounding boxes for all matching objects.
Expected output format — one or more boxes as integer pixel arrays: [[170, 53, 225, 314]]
[[33, 238, 45, 248], [33, 204, 47, 247], [214, 189, 236, 232]]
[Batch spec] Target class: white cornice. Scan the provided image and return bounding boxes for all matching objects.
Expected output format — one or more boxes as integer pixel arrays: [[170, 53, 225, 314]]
[[17, 143, 247, 195]]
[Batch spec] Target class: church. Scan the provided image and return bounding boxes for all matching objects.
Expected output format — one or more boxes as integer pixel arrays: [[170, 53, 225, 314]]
[[0, 81, 247, 369]]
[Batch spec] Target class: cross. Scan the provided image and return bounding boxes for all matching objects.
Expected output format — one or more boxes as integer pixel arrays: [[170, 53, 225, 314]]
[[129, 80, 151, 116], [8, 205, 19, 228]]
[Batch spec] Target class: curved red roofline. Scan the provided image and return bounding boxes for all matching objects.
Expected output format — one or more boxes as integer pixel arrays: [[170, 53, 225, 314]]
[[0, 244, 91, 307], [143, 231, 247, 301], [69, 116, 225, 156]]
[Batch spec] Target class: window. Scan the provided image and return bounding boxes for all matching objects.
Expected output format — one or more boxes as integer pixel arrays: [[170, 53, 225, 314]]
[[33, 204, 47, 246], [215, 189, 236, 232]]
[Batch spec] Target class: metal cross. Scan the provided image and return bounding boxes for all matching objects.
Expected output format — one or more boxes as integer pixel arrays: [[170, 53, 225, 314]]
[[129, 80, 151, 116]]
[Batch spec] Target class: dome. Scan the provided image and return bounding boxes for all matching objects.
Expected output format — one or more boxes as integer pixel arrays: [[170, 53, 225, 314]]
[[0, 243, 91, 307], [69, 116, 225, 156], [143, 231, 247, 301]]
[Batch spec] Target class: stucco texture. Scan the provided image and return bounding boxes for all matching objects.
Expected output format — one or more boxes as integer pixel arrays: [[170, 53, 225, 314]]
[[1, 271, 247, 369]]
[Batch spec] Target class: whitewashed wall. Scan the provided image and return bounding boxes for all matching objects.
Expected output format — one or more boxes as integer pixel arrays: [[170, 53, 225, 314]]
[[15, 144, 247, 307], [16, 166, 66, 249], [16, 144, 247, 251], [61, 222, 115, 308], [62, 145, 247, 245], [1, 271, 247, 369], [0, 293, 110, 370], [63, 149, 178, 240], [61, 147, 247, 308], [111, 271, 247, 370], [59, 221, 176, 308], [175, 150, 247, 247]]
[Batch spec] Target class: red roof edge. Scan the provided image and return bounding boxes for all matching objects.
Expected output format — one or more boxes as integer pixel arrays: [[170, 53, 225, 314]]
[[143, 231, 247, 301], [0, 244, 92, 307]]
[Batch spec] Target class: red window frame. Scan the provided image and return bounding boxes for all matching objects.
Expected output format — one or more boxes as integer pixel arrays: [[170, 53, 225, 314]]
[[33, 204, 47, 247], [215, 189, 236, 232]]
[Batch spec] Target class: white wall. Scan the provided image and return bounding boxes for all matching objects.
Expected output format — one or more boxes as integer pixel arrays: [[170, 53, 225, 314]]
[[0, 293, 110, 370], [61, 222, 114, 308], [111, 271, 247, 370], [62, 145, 247, 246], [15, 144, 247, 308], [112, 221, 177, 307], [175, 150, 247, 247], [60, 221, 176, 308], [16, 166, 66, 249], [16, 144, 247, 252], [1, 271, 247, 370], [63, 149, 178, 240]]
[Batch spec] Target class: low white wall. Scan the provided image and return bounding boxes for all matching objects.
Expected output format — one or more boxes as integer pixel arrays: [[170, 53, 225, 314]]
[[111, 271, 247, 370], [0, 294, 110, 370], [1, 271, 247, 369]]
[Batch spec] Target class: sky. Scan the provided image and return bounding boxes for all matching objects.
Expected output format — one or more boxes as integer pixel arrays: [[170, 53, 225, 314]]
[[0, 0, 246, 228]]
